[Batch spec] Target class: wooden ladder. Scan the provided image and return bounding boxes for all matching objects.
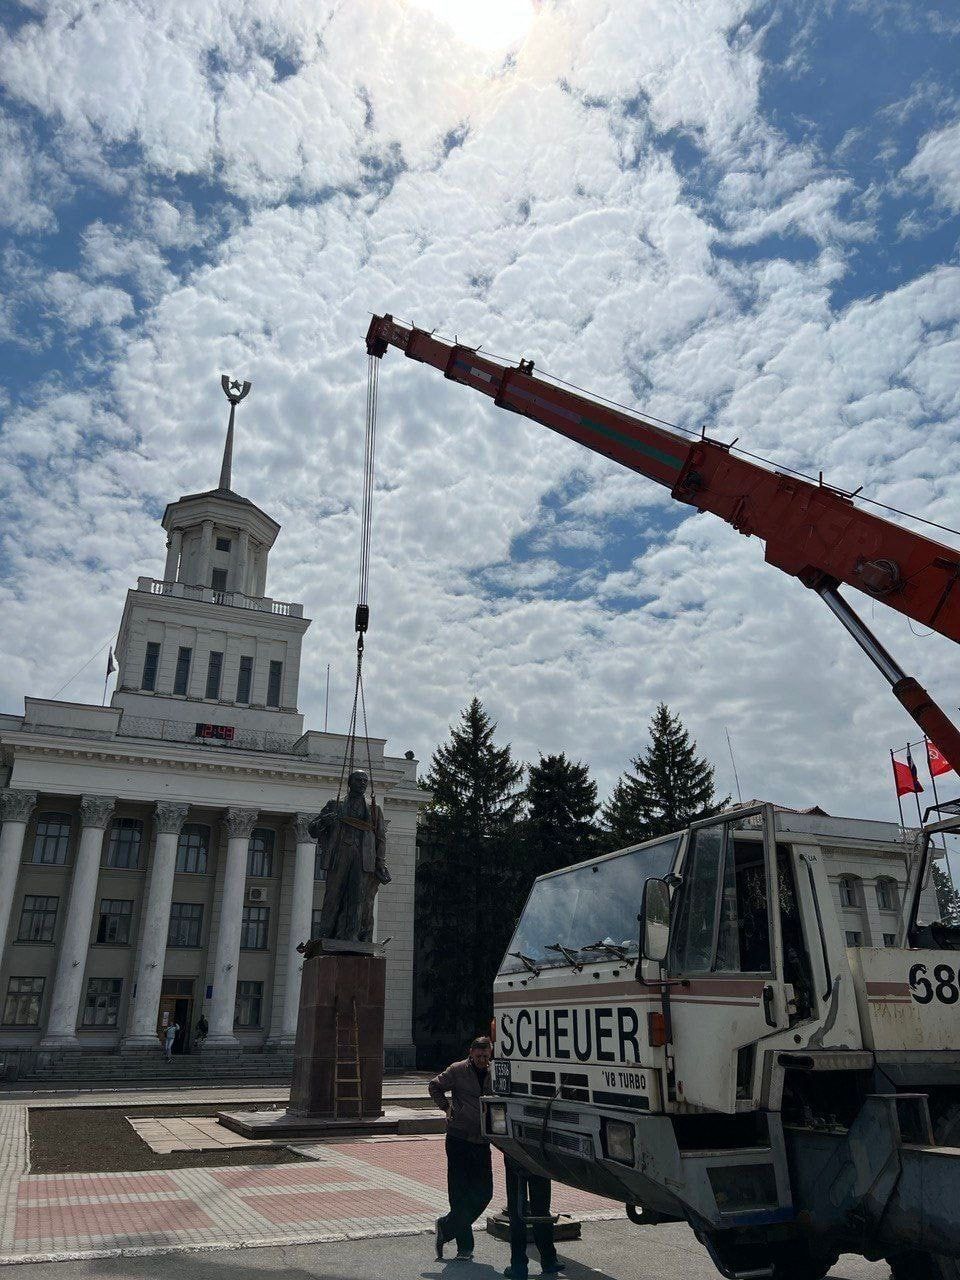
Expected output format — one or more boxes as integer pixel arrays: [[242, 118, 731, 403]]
[[334, 998, 362, 1119]]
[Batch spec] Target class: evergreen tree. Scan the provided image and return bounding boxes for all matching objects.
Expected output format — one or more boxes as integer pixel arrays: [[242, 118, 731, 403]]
[[933, 862, 960, 925], [414, 698, 523, 1056], [602, 703, 727, 844], [523, 752, 600, 880]]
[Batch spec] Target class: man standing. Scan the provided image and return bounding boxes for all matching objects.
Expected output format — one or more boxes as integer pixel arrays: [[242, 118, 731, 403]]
[[504, 1154, 562, 1278], [429, 1036, 494, 1261], [309, 770, 389, 942]]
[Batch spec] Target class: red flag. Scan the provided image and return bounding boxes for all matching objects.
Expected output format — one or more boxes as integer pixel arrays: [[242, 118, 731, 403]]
[[926, 740, 953, 778], [892, 754, 923, 797]]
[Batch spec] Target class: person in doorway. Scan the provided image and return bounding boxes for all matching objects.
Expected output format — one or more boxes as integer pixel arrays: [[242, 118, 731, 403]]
[[429, 1036, 494, 1261], [195, 1014, 208, 1049], [164, 1021, 180, 1061], [503, 1154, 562, 1278]]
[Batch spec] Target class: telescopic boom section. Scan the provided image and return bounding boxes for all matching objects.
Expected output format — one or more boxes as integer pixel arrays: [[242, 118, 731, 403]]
[[366, 313, 960, 773]]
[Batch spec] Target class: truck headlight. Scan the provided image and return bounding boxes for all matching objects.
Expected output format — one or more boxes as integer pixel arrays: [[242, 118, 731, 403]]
[[603, 1118, 635, 1164], [487, 1103, 508, 1136]]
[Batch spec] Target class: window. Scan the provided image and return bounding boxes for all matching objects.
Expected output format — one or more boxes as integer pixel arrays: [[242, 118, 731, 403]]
[[876, 878, 898, 912], [205, 651, 223, 699], [106, 817, 143, 869], [17, 895, 58, 943], [845, 930, 863, 946], [241, 905, 269, 949], [670, 825, 771, 975], [236, 655, 253, 704], [883, 933, 897, 948], [215, 536, 231, 552], [82, 977, 122, 1027], [96, 899, 133, 944], [247, 828, 275, 878], [234, 980, 263, 1027], [173, 646, 192, 696], [168, 902, 203, 947], [141, 641, 161, 691], [175, 824, 210, 874], [31, 813, 71, 865], [3, 976, 44, 1026], [315, 850, 325, 881], [211, 568, 228, 592], [266, 660, 282, 708], [839, 876, 858, 908], [312, 908, 322, 938]]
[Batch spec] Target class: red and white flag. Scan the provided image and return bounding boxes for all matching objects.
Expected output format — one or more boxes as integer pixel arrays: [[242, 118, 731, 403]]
[[892, 753, 923, 798], [106, 647, 117, 677], [926, 739, 953, 778]]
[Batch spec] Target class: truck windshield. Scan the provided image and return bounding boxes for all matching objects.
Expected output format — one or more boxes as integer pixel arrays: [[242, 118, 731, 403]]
[[915, 830, 960, 928], [498, 836, 681, 975]]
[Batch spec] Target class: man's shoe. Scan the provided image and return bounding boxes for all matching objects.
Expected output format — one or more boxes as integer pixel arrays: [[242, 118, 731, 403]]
[[503, 1267, 528, 1278], [540, 1265, 564, 1275], [454, 1251, 474, 1260], [435, 1218, 445, 1260]]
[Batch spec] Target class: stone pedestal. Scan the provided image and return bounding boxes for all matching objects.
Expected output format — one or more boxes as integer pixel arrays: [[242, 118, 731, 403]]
[[290, 950, 386, 1120]]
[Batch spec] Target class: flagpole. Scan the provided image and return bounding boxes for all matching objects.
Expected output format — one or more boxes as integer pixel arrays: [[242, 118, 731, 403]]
[[925, 737, 958, 892], [891, 750, 907, 834], [907, 745, 925, 829]]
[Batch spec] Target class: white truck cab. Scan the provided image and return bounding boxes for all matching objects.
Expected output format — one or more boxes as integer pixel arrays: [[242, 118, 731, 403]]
[[484, 804, 960, 1280]]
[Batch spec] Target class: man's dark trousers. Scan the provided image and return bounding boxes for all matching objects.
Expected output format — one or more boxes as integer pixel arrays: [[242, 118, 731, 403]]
[[439, 1134, 493, 1254], [506, 1155, 558, 1275]]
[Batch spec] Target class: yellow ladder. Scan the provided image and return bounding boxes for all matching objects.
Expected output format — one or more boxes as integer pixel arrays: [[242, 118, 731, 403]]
[[334, 998, 362, 1119]]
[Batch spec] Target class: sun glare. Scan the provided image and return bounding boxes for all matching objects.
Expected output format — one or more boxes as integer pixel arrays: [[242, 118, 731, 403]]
[[412, 0, 535, 55]]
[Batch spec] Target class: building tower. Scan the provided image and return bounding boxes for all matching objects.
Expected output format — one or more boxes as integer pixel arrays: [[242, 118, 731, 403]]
[[112, 384, 310, 745]]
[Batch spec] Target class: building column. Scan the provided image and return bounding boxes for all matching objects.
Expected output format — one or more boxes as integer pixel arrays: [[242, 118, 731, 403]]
[[234, 528, 250, 595], [163, 528, 182, 582], [204, 807, 258, 1050], [122, 801, 189, 1051], [41, 795, 114, 1048], [271, 815, 316, 1046], [0, 789, 38, 952], [196, 518, 214, 588]]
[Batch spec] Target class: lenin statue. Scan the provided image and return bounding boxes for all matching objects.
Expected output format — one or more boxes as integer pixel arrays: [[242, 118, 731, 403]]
[[309, 770, 389, 942]]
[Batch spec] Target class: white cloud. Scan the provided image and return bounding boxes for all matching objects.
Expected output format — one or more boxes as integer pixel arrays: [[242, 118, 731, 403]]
[[902, 119, 960, 212], [0, 0, 958, 831]]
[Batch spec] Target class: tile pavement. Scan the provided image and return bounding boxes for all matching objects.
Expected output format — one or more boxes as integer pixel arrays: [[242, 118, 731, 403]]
[[0, 1105, 622, 1264]]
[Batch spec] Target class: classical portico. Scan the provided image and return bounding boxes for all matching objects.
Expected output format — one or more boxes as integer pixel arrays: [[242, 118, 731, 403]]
[[0, 384, 426, 1078]]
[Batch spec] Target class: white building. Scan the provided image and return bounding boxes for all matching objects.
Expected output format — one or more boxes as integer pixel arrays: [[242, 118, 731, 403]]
[[0, 401, 426, 1078]]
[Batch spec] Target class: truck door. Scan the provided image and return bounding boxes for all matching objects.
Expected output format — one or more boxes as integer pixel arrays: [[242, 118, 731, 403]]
[[667, 805, 788, 1114]]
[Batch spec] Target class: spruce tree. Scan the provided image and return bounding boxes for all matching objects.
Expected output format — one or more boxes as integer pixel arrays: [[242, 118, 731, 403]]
[[414, 698, 523, 1057], [602, 703, 727, 844], [933, 862, 960, 925], [523, 753, 600, 880]]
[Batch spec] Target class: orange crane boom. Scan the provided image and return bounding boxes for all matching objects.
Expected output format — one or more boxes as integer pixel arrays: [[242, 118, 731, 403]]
[[366, 313, 960, 776]]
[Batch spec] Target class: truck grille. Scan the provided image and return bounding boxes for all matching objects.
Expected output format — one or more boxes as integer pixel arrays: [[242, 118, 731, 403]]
[[517, 1123, 592, 1157], [522, 1106, 581, 1125]]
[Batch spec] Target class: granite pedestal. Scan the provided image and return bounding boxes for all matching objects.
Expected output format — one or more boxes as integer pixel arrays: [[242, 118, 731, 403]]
[[219, 945, 405, 1140]]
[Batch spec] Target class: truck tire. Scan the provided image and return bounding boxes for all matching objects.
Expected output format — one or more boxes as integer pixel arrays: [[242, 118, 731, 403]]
[[886, 1104, 960, 1280], [699, 1232, 836, 1280]]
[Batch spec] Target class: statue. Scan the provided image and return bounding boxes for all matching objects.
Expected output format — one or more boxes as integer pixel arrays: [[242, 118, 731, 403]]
[[307, 770, 389, 943]]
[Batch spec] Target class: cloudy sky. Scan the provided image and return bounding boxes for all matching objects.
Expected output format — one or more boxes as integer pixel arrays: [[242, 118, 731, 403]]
[[1, 0, 959, 824]]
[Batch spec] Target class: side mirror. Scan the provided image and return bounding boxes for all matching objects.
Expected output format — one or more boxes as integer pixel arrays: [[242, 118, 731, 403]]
[[641, 877, 670, 963]]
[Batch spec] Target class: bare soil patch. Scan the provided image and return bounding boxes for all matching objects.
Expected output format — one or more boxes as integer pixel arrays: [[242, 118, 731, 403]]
[[28, 1103, 309, 1174]]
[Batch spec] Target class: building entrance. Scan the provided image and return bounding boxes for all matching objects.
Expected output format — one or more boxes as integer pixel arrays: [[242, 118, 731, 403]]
[[158, 978, 195, 1054]]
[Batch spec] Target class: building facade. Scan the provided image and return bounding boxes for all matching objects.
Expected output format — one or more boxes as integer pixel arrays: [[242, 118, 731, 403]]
[[0, 413, 426, 1073]]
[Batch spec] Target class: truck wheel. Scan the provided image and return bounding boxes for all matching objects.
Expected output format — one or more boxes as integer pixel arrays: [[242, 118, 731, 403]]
[[698, 1232, 836, 1280], [770, 1243, 838, 1280], [886, 1104, 960, 1280]]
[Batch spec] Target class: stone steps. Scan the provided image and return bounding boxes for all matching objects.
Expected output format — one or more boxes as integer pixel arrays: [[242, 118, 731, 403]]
[[9, 1050, 294, 1086]]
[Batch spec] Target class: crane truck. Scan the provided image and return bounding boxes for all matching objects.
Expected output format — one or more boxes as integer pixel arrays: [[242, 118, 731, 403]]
[[365, 314, 960, 1278]]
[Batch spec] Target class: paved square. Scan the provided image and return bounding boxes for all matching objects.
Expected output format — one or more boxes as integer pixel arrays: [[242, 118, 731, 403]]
[[0, 1103, 622, 1262]]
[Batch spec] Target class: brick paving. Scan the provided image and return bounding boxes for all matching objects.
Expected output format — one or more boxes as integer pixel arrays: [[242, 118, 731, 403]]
[[0, 1103, 622, 1263]]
